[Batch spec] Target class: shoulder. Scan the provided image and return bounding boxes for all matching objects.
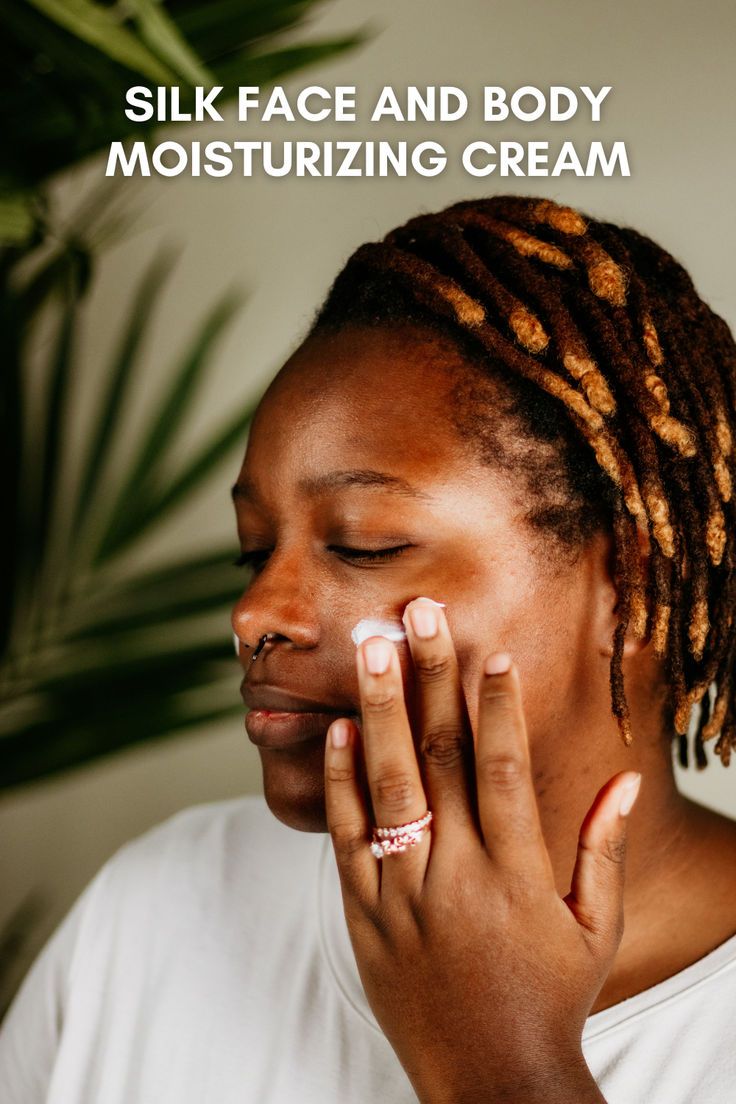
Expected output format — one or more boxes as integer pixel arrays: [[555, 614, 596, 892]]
[[95, 793, 322, 910], [0, 797, 325, 1101], [7, 793, 320, 1011], [108, 792, 284, 870]]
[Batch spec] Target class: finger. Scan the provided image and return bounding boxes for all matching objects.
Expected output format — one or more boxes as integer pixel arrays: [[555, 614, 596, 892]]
[[475, 653, 553, 885], [564, 772, 642, 956], [402, 597, 477, 837], [324, 717, 379, 906], [357, 636, 431, 893]]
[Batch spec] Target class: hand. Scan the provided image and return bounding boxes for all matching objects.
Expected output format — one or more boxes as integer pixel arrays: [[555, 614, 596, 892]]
[[323, 597, 641, 1104]]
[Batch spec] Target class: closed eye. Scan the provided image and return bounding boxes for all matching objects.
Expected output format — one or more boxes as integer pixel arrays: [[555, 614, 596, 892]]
[[233, 545, 412, 571], [328, 544, 412, 565]]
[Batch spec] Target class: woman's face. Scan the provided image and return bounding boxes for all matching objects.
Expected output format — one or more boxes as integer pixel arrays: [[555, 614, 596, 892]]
[[232, 324, 638, 837]]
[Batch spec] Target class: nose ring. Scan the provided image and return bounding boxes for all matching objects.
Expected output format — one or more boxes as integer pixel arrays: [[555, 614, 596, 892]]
[[251, 633, 273, 662]]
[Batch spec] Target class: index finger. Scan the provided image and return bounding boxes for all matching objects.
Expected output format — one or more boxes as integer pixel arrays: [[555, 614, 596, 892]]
[[475, 653, 554, 886]]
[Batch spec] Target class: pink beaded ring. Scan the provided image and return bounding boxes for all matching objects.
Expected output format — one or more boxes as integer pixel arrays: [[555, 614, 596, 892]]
[[370, 810, 433, 859]]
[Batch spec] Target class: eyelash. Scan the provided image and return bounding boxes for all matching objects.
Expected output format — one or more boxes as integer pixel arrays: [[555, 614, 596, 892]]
[[233, 545, 412, 571]]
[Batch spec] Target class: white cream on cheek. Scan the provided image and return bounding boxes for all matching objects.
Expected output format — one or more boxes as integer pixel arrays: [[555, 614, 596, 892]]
[[351, 618, 406, 646], [351, 598, 446, 646]]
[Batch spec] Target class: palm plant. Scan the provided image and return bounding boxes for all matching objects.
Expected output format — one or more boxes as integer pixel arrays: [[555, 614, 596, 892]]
[[0, 0, 364, 790], [0, 0, 364, 238]]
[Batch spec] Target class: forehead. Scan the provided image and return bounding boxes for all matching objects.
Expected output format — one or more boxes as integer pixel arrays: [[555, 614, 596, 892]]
[[243, 325, 485, 484]]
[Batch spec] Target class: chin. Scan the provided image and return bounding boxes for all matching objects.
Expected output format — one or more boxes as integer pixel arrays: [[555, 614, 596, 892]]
[[258, 740, 330, 833]]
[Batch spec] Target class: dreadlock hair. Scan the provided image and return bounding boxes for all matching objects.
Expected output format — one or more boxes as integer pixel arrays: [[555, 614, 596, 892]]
[[308, 194, 736, 769]]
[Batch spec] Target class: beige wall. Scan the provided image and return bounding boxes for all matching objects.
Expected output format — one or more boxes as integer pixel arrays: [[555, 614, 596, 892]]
[[3, 0, 736, 988]]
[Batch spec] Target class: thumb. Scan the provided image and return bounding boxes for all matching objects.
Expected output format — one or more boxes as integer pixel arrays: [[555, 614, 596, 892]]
[[564, 771, 642, 954]]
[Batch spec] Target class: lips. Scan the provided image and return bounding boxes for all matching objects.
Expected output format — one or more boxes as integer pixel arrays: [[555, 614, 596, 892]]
[[241, 680, 355, 750]]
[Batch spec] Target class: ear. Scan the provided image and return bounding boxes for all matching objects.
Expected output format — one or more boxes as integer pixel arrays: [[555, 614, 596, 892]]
[[592, 523, 651, 660]]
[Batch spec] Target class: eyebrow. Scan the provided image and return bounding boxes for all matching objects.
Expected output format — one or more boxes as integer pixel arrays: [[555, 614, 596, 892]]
[[231, 469, 431, 503]]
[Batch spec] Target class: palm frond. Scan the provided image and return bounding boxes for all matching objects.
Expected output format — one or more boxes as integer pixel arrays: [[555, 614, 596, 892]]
[[106, 399, 259, 557], [93, 292, 241, 564], [71, 249, 178, 539], [127, 0, 213, 85], [0, 258, 256, 791], [211, 32, 369, 91], [0, 193, 37, 246], [25, 0, 179, 82], [0, 0, 367, 195]]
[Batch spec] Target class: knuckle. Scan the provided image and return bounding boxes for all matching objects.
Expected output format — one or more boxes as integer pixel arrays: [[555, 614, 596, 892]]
[[420, 728, 466, 769], [363, 689, 398, 716], [414, 653, 452, 683], [601, 834, 628, 866], [325, 763, 354, 785], [481, 686, 513, 710], [579, 901, 625, 948], [373, 770, 417, 813], [329, 819, 367, 858], [476, 753, 527, 792]]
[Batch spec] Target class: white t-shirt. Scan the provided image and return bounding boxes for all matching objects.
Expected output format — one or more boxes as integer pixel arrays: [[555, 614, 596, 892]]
[[1, 795, 735, 1104]]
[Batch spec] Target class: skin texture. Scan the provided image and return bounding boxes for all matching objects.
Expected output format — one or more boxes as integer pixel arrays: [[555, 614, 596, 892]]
[[231, 324, 736, 1040]]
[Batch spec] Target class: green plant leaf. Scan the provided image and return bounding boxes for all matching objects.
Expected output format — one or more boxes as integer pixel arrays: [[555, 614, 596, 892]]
[[1, 0, 366, 192], [172, 0, 315, 61], [71, 249, 178, 540], [88, 546, 240, 601], [0, 287, 23, 658], [127, 0, 212, 85], [66, 575, 242, 638], [15, 246, 91, 327], [125, 399, 257, 540], [12, 261, 83, 645], [69, 591, 240, 638], [0, 193, 37, 245], [93, 292, 241, 563], [212, 33, 369, 91], [0, 690, 241, 790], [25, 0, 179, 83]]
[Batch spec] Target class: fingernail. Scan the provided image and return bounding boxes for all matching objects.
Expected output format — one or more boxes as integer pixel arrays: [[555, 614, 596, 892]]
[[364, 639, 393, 675], [618, 773, 642, 817], [233, 631, 240, 657], [331, 719, 351, 749], [402, 596, 445, 628], [409, 604, 438, 639], [484, 652, 512, 676]]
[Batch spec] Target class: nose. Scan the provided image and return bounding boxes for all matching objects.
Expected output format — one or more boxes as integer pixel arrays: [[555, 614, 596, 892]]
[[231, 549, 321, 657]]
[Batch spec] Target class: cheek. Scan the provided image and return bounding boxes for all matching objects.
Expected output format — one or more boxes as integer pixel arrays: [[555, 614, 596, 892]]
[[447, 566, 593, 736]]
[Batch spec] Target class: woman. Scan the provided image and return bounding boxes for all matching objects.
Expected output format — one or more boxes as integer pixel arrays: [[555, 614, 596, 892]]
[[2, 194, 736, 1103]]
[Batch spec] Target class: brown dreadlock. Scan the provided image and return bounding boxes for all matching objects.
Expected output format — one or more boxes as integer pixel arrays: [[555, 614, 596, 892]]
[[309, 195, 736, 770]]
